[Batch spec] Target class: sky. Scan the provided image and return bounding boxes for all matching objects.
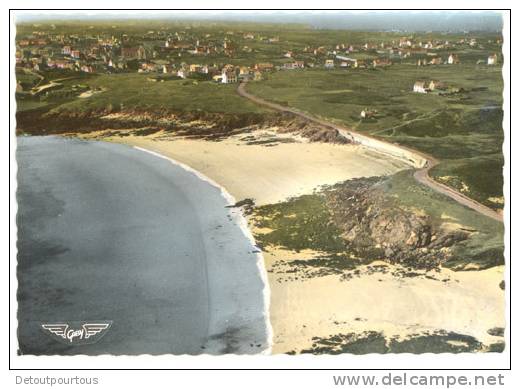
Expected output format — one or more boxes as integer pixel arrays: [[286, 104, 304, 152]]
[[15, 11, 503, 32]]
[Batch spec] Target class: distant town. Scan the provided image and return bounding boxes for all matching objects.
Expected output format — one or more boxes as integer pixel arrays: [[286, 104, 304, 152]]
[[16, 26, 502, 91]]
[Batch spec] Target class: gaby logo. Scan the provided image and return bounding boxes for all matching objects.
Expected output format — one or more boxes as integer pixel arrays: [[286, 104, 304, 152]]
[[40, 321, 112, 345]]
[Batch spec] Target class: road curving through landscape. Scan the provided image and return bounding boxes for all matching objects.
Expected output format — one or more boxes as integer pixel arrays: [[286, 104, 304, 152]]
[[237, 81, 503, 223]]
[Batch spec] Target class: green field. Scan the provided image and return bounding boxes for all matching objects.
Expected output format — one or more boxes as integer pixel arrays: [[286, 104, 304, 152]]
[[34, 73, 267, 115], [247, 64, 504, 209]]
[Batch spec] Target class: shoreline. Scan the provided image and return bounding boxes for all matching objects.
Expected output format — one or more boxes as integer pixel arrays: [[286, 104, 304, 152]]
[[57, 132, 504, 354], [237, 82, 503, 222], [133, 145, 274, 355]]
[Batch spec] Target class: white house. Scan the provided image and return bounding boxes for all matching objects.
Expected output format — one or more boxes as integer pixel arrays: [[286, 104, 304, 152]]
[[324, 59, 335, 68], [177, 69, 189, 79], [413, 81, 428, 94], [221, 70, 237, 84], [488, 53, 498, 65], [447, 54, 459, 64]]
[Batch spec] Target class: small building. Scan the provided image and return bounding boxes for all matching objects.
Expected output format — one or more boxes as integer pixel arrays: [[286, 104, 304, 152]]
[[360, 108, 377, 119], [324, 59, 335, 68], [372, 58, 392, 68], [447, 53, 459, 65], [488, 53, 498, 65], [221, 70, 237, 84], [429, 57, 442, 65], [428, 80, 447, 91], [162, 64, 173, 74], [283, 61, 305, 70], [177, 68, 189, 79], [254, 63, 274, 72], [413, 81, 428, 94], [121, 46, 146, 60], [189, 64, 203, 73]]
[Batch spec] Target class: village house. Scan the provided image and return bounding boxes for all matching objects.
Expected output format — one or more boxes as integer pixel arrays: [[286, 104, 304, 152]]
[[121, 46, 146, 60], [413, 81, 428, 93], [189, 64, 203, 73], [324, 59, 335, 68], [336, 55, 357, 68], [428, 80, 447, 91], [488, 53, 498, 65], [160, 64, 172, 74], [239, 66, 251, 75], [447, 53, 460, 64], [354, 59, 367, 69], [221, 69, 238, 84], [429, 57, 442, 65], [254, 63, 274, 72], [80, 64, 94, 73], [360, 108, 377, 119], [139, 62, 158, 72], [176, 68, 189, 79], [372, 58, 392, 68], [283, 61, 305, 70], [253, 70, 263, 81]]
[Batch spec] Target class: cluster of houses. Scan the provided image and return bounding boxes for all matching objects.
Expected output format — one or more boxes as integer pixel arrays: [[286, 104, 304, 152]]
[[16, 29, 502, 86], [416, 52, 499, 67], [412, 79, 461, 94]]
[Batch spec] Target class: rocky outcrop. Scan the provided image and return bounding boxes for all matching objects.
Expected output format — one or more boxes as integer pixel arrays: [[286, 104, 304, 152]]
[[16, 107, 350, 144], [324, 177, 468, 269]]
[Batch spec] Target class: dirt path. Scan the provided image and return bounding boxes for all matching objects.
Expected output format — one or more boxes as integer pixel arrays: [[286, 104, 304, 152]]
[[237, 82, 502, 222]]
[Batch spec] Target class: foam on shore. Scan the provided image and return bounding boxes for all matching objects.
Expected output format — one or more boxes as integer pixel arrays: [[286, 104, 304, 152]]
[[134, 146, 273, 354]]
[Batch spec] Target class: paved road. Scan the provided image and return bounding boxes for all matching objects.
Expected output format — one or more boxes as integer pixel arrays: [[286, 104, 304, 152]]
[[16, 136, 269, 355], [238, 82, 503, 222]]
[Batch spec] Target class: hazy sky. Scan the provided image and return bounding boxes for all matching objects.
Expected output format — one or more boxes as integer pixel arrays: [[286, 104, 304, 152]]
[[15, 10, 503, 32]]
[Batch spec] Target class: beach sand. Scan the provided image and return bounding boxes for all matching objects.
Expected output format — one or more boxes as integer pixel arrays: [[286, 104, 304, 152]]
[[263, 246, 505, 353], [82, 129, 505, 354], [84, 129, 408, 206]]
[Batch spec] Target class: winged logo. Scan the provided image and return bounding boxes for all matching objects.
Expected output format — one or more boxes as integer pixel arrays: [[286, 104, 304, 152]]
[[41, 323, 68, 339], [83, 323, 111, 339], [40, 321, 112, 345]]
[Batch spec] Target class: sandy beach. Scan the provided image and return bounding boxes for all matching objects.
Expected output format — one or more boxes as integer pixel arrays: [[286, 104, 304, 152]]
[[80, 128, 504, 354], [83, 129, 409, 205], [263, 246, 505, 353]]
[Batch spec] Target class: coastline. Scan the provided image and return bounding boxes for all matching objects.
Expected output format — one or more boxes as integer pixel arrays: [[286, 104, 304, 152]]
[[17, 135, 272, 355], [68, 132, 504, 354], [133, 145, 274, 354], [98, 132, 409, 205]]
